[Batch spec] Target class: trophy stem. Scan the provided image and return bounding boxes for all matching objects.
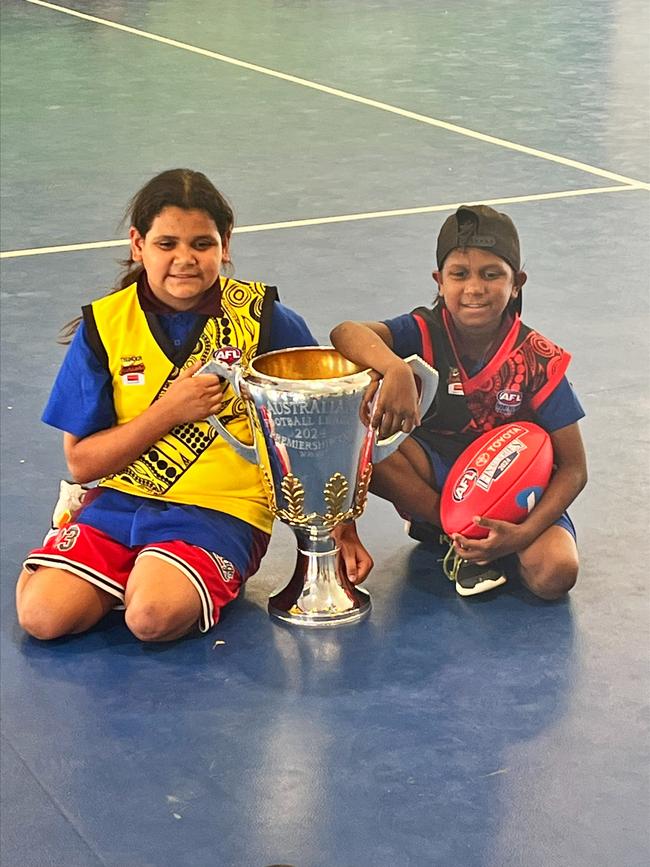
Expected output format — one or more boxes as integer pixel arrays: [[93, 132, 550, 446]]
[[268, 531, 371, 628]]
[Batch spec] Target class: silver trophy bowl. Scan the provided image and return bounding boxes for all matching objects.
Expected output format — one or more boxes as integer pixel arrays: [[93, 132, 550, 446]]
[[205, 347, 437, 627]]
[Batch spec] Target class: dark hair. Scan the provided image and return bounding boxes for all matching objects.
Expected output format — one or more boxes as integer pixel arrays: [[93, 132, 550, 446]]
[[59, 169, 235, 343]]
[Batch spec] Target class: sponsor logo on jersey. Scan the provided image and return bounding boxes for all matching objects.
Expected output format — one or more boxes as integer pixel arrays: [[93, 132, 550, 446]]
[[120, 355, 145, 385], [121, 372, 145, 385]]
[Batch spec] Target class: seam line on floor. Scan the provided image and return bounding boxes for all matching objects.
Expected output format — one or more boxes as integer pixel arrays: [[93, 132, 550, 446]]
[[24, 0, 650, 190]]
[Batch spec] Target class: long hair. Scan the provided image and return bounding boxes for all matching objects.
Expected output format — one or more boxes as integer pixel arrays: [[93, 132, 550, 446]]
[[59, 169, 235, 343]]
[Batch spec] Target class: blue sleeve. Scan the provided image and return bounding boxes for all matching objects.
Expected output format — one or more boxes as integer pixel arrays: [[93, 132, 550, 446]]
[[41, 322, 116, 437], [535, 377, 585, 432], [268, 302, 317, 350], [382, 313, 423, 359]]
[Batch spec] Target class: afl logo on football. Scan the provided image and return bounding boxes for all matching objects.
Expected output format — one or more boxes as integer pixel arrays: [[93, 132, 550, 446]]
[[452, 468, 477, 502], [214, 347, 242, 365], [495, 389, 522, 417]]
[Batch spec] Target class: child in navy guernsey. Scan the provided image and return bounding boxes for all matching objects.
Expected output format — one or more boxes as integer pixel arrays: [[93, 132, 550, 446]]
[[17, 169, 372, 642], [331, 205, 587, 599]]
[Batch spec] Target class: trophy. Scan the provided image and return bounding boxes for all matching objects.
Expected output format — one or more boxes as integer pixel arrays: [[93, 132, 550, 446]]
[[205, 347, 438, 627]]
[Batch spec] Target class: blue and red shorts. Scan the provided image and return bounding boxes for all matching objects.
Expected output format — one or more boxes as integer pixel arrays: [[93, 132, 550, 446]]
[[24, 523, 270, 632]]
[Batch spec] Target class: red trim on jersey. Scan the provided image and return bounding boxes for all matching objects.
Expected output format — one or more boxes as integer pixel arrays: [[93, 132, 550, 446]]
[[441, 307, 521, 387], [412, 313, 434, 367], [529, 350, 572, 409]]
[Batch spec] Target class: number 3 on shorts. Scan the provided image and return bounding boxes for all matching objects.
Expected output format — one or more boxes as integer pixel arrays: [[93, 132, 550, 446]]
[[54, 525, 81, 552]]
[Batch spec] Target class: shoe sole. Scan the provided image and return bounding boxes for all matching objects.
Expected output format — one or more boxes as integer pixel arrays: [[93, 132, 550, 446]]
[[455, 575, 507, 597]]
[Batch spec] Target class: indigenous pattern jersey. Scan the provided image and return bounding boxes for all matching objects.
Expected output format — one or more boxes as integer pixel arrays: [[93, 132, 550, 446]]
[[82, 279, 277, 532], [411, 302, 571, 462]]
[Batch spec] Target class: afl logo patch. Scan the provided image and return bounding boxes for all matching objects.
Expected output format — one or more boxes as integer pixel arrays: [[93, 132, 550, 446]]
[[495, 389, 522, 417], [214, 347, 242, 365]]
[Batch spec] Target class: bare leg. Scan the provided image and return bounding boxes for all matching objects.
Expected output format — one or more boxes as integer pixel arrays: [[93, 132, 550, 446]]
[[370, 437, 441, 524], [123, 556, 203, 642], [516, 525, 579, 600], [16, 568, 117, 640]]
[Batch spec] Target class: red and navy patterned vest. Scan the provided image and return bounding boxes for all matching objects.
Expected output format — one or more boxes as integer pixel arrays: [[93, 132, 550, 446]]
[[411, 302, 571, 462]]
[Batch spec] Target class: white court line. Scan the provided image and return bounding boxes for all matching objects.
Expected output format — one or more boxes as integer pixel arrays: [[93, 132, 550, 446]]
[[0, 185, 643, 260], [25, 0, 650, 191]]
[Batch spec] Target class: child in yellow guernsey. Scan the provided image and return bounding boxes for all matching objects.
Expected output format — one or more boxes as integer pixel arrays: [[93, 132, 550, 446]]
[[17, 169, 372, 642]]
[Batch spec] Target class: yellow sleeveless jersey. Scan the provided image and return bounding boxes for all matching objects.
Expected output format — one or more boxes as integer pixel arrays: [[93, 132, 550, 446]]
[[82, 279, 277, 533]]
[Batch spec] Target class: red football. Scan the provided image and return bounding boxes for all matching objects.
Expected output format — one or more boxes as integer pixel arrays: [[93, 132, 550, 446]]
[[440, 422, 553, 539]]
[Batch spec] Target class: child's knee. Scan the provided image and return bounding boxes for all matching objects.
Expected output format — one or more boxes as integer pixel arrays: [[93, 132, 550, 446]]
[[17, 599, 71, 641], [125, 600, 190, 642], [521, 556, 579, 600]]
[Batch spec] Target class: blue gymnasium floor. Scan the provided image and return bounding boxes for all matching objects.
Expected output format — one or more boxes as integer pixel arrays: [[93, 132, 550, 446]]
[[1, 2, 649, 865]]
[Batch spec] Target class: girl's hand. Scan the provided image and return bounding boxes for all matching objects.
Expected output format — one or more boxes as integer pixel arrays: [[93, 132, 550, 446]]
[[161, 361, 225, 426], [63, 362, 226, 483], [370, 360, 421, 439], [452, 516, 531, 563], [332, 522, 374, 585]]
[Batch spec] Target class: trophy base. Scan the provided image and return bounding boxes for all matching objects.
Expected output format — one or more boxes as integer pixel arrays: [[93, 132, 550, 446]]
[[268, 591, 371, 628], [267, 546, 372, 628]]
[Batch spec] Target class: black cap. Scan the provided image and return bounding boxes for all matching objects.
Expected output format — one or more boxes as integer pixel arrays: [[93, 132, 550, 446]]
[[436, 205, 521, 273]]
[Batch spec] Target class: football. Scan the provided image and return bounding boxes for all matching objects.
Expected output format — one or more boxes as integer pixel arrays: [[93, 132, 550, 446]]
[[440, 422, 554, 539]]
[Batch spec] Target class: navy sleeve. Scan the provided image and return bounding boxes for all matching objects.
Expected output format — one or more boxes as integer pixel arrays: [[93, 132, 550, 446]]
[[382, 313, 423, 359], [535, 377, 585, 432], [268, 302, 317, 350], [41, 322, 116, 437]]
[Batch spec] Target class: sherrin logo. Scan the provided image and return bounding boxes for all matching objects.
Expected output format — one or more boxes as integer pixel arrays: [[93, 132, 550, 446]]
[[452, 467, 478, 502]]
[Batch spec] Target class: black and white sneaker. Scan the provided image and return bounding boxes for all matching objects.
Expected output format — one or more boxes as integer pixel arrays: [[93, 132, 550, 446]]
[[407, 522, 506, 595]]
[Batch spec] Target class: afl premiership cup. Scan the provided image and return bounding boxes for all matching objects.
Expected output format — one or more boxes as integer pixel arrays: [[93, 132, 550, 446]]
[[205, 347, 437, 627]]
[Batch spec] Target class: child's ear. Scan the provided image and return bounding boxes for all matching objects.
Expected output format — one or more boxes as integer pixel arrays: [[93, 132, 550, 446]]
[[222, 230, 232, 263], [432, 270, 443, 290], [515, 270, 528, 289], [129, 226, 144, 262]]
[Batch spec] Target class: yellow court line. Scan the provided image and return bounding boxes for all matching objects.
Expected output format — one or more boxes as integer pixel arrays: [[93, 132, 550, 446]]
[[25, 0, 650, 191], [0, 185, 643, 260]]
